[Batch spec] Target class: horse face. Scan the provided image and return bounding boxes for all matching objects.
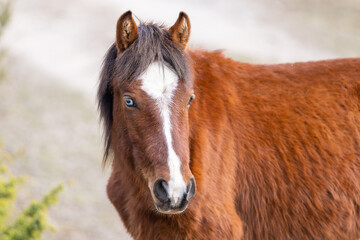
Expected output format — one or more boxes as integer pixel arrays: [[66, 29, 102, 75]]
[[112, 11, 196, 214]]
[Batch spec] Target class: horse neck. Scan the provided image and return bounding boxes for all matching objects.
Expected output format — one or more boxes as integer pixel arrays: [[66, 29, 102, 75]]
[[186, 49, 247, 199], [187, 48, 246, 141]]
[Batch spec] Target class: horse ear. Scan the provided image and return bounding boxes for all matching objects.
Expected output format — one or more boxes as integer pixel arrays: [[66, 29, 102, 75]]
[[116, 11, 138, 53], [169, 12, 191, 50]]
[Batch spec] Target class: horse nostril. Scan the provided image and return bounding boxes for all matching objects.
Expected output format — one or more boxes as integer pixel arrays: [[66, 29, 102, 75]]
[[153, 179, 170, 203], [186, 177, 196, 201]]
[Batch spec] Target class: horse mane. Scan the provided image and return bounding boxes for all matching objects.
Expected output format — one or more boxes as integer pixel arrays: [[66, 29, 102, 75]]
[[97, 22, 191, 165]]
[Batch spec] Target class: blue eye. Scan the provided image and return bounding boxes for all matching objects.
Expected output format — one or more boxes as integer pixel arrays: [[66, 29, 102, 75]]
[[124, 97, 136, 107], [187, 94, 195, 106]]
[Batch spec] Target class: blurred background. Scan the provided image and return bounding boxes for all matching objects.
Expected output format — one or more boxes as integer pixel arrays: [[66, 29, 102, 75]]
[[0, 0, 359, 239]]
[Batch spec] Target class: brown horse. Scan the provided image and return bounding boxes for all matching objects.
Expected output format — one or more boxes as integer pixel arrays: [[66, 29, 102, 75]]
[[98, 11, 360, 240]]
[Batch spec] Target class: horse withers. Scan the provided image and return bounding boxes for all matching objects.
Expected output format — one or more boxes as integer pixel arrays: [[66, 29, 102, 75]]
[[98, 11, 360, 240]]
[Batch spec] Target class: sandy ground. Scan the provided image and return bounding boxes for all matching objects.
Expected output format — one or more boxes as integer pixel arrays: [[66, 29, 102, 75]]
[[0, 0, 359, 239], [0, 56, 132, 239]]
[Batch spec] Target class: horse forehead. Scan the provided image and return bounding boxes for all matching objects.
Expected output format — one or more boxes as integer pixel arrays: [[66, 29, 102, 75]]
[[139, 62, 179, 99]]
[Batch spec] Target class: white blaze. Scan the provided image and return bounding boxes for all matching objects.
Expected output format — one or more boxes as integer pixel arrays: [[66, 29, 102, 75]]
[[140, 62, 186, 205]]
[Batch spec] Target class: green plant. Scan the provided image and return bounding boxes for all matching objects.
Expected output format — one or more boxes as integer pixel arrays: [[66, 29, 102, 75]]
[[0, 0, 10, 81], [0, 144, 63, 240], [0, 0, 10, 37]]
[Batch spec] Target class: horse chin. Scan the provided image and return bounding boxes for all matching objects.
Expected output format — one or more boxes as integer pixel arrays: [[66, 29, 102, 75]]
[[154, 204, 188, 215], [153, 198, 190, 215]]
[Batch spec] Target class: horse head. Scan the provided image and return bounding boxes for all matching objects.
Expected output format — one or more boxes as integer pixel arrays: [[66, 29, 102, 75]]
[[99, 11, 196, 214]]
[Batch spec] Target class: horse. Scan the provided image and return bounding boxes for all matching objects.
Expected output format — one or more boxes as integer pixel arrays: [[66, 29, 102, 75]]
[[98, 11, 360, 240]]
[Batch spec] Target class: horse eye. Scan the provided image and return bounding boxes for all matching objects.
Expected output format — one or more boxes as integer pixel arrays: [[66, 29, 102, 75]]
[[124, 97, 136, 107], [187, 94, 195, 106]]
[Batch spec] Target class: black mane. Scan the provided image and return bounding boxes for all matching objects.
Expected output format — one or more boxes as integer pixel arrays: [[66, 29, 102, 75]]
[[97, 23, 190, 164]]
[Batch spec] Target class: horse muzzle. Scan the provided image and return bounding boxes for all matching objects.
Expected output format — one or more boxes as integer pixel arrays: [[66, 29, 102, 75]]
[[152, 177, 196, 214]]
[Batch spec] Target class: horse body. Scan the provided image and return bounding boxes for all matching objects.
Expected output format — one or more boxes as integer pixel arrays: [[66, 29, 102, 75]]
[[100, 11, 360, 240], [188, 49, 360, 239]]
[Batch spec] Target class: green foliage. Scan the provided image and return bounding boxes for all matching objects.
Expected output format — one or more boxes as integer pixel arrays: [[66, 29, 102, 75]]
[[0, 143, 21, 231], [1, 185, 63, 240], [0, 0, 10, 37], [0, 144, 63, 240], [0, 0, 10, 81]]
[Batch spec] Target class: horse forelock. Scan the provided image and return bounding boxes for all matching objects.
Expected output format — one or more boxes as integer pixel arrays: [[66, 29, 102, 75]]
[[98, 23, 191, 166], [115, 23, 190, 84]]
